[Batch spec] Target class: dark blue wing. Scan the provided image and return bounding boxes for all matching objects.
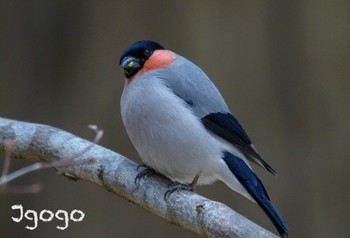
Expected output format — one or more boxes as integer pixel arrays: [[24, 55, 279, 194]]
[[202, 112, 277, 175], [222, 151, 288, 237]]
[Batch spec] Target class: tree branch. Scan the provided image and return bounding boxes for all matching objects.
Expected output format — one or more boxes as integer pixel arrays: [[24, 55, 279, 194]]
[[0, 117, 278, 238]]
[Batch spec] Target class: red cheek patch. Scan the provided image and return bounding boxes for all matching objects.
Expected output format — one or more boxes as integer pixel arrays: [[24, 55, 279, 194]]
[[124, 50, 175, 87], [144, 50, 175, 71]]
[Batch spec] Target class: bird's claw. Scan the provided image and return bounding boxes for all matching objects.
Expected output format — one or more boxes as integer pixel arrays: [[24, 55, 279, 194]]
[[134, 164, 158, 187], [164, 174, 199, 200], [164, 181, 195, 200]]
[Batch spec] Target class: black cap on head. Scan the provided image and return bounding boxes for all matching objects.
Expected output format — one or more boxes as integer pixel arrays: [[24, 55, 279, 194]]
[[119, 40, 165, 78], [119, 40, 164, 65]]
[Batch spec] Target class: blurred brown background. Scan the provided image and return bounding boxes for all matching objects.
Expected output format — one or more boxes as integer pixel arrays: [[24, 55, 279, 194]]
[[0, 1, 349, 237]]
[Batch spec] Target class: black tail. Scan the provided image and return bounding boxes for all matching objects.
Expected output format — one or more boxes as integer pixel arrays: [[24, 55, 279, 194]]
[[253, 192, 289, 237], [222, 151, 288, 237]]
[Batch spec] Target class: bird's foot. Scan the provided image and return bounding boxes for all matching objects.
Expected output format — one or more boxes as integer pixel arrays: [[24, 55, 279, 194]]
[[134, 164, 159, 187], [164, 174, 199, 200]]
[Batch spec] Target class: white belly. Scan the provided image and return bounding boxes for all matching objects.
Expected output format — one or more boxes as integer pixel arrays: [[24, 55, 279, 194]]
[[121, 76, 225, 185]]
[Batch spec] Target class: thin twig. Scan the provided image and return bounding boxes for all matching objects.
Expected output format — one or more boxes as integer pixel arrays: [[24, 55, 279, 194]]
[[1, 140, 12, 177], [0, 158, 94, 185], [0, 124, 102, 190], [2, 183, 43, 194], [88, 124, 104, 143]]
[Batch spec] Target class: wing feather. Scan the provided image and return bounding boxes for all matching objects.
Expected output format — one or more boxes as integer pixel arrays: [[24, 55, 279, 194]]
[[156, 54, 277, 175], [202, 112, 277, 175]]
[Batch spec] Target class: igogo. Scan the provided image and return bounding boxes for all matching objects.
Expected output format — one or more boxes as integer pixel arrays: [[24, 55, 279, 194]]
[[11, 204, 85, 230]]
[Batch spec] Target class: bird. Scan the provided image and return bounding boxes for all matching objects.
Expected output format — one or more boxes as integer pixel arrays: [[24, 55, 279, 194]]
[[119, 40, 288, 237]]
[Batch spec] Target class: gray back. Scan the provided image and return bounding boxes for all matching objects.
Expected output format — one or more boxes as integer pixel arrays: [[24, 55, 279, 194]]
[[155, 54, 230, 118]]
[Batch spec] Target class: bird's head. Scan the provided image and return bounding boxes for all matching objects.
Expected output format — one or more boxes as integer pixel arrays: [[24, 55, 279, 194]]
[[119, 40, 165, 79]]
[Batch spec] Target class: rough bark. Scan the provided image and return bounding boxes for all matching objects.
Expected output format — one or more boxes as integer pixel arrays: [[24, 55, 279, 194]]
[[0, 117, 277, 238]]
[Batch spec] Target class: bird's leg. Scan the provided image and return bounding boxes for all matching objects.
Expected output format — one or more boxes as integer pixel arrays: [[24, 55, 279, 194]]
[[134, 164, 160, 187], [164, 174, 200, 200]]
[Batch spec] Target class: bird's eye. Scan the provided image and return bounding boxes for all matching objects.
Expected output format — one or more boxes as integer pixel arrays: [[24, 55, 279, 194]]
[[144, 49, 153, 57], [127, 61, 134, 68]]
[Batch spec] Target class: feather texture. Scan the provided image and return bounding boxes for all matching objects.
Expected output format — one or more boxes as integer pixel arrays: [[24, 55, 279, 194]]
[[202, 113, 277, 175], [222, 151, 288, 237]]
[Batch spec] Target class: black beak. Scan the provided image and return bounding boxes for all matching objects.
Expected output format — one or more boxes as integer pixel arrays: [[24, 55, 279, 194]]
[[121, 56, 142, 78]]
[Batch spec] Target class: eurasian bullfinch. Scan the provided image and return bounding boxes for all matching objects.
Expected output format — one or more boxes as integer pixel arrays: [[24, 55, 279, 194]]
[[119, 40, 288, 237]]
